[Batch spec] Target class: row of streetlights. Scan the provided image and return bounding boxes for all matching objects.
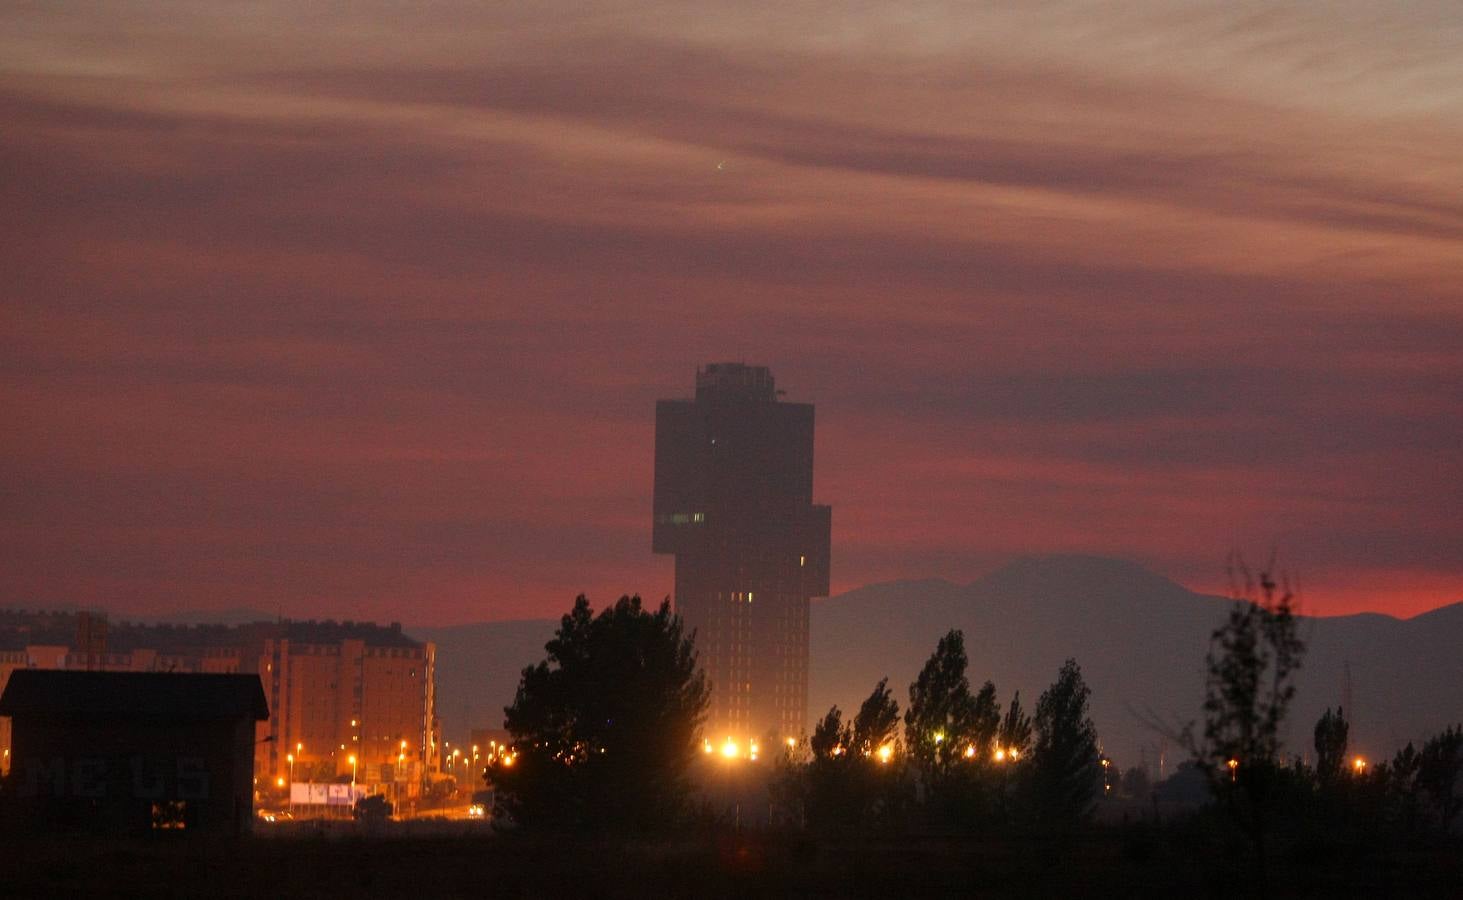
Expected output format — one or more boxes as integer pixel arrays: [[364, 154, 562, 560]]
[[279, 737, 420, 799], [1224, 755, 1369, 783], [701, 735, 1019, 766]]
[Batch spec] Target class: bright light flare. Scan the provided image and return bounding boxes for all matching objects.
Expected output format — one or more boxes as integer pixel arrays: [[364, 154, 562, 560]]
[[1352, 756, 1368, 773], [963, 745, 976, 759], [877, 745, 893, 764], [721, 739, 739, 759]]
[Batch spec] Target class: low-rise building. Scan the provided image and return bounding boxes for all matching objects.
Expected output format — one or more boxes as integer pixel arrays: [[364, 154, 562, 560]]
[[0, 670, 268, 835]]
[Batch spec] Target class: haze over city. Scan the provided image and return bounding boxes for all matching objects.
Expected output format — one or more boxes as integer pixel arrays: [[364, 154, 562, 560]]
[[4, 2, 1461, 626]]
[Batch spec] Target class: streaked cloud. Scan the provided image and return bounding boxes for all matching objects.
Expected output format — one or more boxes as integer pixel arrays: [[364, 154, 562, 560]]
[[1, 2, 1459, 621]]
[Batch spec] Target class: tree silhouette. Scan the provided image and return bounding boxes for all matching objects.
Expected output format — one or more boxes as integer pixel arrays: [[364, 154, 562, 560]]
[[971, 681, 1002, 759], [1197, 565, 1303, 773], [1385, 740, 1425, 835], [1417, 725, 1463, 833], [1186, 559, 1305, 885], [998, 691, 1033, 759], [1313, 706, 1349, 788], [810, 706, 846, 761], [904, 629, 979, 786], [850, 678, 900, 757], [489, 594, 709, 832], [1029, 658, 1101, 828], [799, 680, 907, 834]]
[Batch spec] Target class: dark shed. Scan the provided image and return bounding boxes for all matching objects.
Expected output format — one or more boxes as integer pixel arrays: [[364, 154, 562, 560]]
[[0, 670, 268, 835]]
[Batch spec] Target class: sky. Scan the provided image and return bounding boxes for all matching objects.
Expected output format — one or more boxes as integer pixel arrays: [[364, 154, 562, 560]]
[[3, 2, 1461, 625]]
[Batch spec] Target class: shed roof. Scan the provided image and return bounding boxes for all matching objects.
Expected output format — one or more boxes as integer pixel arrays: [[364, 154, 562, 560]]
[[0, 670, 269, 722]]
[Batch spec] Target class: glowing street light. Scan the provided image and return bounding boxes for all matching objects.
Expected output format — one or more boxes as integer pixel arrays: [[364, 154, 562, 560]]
[[348, 754, 358, 785], [1227, 758, 1239, 783], [286, 753, 296, 813], [963, 745, 976, 759], [721, 739, 739, 760], [703, 739, 714, 755], [785, 737, 797, 750], [1352, 756, 1368, 774], [994, 747, 1007, 762], [877, 745, 893, 764]]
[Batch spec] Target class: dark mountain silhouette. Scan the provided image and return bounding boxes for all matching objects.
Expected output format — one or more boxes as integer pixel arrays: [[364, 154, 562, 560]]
[[414, 556, 1463, 770], [811, 556, 1463, 768]]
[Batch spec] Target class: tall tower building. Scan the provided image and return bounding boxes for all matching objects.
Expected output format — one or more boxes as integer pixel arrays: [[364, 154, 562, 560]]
[[653, 363, 831, 744]]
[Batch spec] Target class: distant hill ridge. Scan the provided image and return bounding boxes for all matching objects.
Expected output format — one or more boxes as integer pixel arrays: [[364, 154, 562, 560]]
[[812, 555, 1462, 768], [414, 555, 1463, 768]]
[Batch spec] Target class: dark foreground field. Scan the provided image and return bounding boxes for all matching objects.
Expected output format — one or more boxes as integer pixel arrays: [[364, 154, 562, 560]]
[[2, 828, 1459, 898]]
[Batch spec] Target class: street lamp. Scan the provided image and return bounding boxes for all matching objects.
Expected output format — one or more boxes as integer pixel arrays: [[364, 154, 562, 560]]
[[286, 753, 295, 813], [349, 754, 358, 786]]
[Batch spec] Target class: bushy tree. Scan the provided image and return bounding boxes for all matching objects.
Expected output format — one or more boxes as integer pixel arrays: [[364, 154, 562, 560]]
[[1120, 766, 1151, 800], [353, 793, 393, 823], [489, 595, 709, 832], [1029, 658, 1101, 828]]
